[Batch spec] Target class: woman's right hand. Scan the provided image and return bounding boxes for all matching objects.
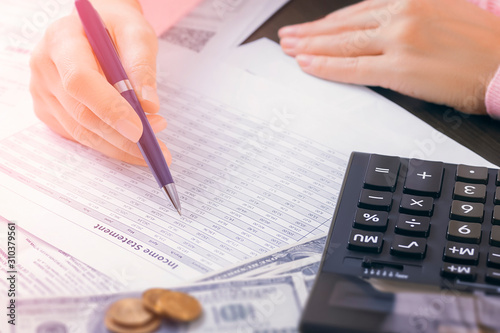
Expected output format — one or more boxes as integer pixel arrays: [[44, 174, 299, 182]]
[[30, 0, 171, 166]]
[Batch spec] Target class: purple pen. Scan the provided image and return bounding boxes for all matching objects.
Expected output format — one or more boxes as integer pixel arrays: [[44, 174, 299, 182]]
[[75, 0, 181, 215]]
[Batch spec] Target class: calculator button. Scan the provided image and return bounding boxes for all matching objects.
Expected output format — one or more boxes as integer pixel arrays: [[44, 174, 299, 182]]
[[358, 189, 392, 211], [452, 182, 486, 203], [441, 264, 476, 281], [490, 226, 500, 247], [404, 159, 443, 197], [487, 247, 500, 268], [347, 229, 384, 253], [486, 269, 500, 285], [456, 164, 488, 184], [493, 206, 500, 225], [446, 220, 481, 244], [399, 195, 434, 216], [497, 170, 500, 185], [495, 188, 500, 205], [443, 241, 479, 265], [363, 154, 400, 191], [394, 214, 430, 237], [449, 200, 484, 222], [353, 209, 388, 231], [390, 235, 426, 259]]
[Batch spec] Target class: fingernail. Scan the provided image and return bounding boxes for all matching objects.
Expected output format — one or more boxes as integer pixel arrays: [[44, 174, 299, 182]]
[[280, 37, 299, 49], [296, 54, 314, 68], [116, 118, 143, 142], [151, 117, 167, 133], [141, 85, 160, 107], [278, 25, 298, 37]]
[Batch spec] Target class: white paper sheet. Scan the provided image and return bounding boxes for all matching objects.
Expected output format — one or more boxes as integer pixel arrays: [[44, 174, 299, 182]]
[[222, 38, 498, 168], [157, 0, 289, 78], [0, 216, 125, 298]]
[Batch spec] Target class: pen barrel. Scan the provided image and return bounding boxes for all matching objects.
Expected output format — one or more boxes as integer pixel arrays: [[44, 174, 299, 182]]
[[121, 90, 174, 187]]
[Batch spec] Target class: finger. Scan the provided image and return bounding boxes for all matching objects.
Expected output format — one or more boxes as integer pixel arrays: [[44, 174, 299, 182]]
[[325, 0, 393, 20], [278, 0, 394, 37], [37, 51, 168, 157], [295, 54, 391, 88], [40, 90, 148, 165], [112, 14, 160, 115], [30, 89, 73, 141], [47, 17, 144, 143], [147, 114, 168, 133], [281, 29, 384, 57]]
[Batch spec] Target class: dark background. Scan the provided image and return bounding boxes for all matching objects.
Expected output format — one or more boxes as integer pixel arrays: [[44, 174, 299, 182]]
[[245, 0, 500, 166]]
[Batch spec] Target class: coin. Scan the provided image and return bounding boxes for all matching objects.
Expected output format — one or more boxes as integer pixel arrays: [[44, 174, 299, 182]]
[[158, 291, 203, 322], [104, 315, 161, 333], [142, 288, 171, 315], [106, 298, 156, 328]]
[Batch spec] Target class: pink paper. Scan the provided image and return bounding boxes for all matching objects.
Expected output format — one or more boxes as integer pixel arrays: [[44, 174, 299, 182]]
[[138, 0, 203, 36]]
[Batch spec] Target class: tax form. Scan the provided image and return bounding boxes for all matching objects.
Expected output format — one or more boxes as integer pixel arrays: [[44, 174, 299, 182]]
[[0, 77, 348, 289]]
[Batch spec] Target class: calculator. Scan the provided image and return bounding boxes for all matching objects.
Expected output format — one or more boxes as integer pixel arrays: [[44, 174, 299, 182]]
[[300, 152, 500, 333]]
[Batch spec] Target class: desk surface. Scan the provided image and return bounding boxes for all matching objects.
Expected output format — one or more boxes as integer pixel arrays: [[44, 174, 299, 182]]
[[245, 0, 500, 167]]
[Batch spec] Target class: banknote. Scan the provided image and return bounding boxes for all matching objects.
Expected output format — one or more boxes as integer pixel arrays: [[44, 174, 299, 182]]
[[199, 234, 327, 282], [15, 274, 308, 333], [261, 257, 320, 279]]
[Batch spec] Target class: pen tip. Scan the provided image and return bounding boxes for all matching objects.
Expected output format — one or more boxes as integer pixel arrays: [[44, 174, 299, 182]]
[[162, 184, 182, 216]]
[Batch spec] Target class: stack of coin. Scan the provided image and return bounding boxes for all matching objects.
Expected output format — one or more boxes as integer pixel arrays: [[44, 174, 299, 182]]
[[142, 288, 203, 322], [104, 298, 161, 333], [104, 289, 202, 333]]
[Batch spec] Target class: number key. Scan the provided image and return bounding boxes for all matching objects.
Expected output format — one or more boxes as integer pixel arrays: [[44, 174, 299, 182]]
[[453, 182, 486, 203], [446, 220, 481, 244], [450, 200, 484, 222]]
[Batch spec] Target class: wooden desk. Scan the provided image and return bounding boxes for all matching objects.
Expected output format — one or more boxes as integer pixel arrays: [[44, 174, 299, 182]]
[[245, 0, 500, 166]]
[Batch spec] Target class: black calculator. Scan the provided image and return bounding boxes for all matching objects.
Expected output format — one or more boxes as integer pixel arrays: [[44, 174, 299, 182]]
[[300, 152, 500, 333]]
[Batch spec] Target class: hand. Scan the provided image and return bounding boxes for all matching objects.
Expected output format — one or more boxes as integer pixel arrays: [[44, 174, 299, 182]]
[[278, 0, 500, 114], [30, 0, 171, 166]]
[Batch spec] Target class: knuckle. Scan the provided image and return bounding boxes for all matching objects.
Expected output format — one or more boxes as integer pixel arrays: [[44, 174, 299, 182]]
[[71, 102, 90, 124], [127, 62, 156, 87], [61, 67, 86, 96], [298, 38, 313, 53], [70, 123, 87, 143], [314, 57, 332, 77], [343, 57, 360, 71]]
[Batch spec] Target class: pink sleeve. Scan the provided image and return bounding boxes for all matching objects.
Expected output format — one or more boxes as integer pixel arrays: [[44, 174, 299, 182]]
[[467, 0, 500, 15], [485, 67, 500, 119]]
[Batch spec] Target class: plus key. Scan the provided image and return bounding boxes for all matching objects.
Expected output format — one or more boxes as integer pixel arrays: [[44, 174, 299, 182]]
[[404, 159, 444, 197]]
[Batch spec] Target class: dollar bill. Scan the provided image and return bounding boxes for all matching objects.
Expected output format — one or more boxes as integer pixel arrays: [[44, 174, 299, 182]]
[[260, 257, 320, 279], [15, 274, 308, 333], [199, 234, 327, 282]]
